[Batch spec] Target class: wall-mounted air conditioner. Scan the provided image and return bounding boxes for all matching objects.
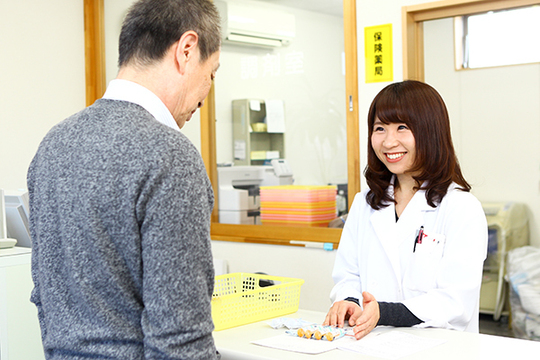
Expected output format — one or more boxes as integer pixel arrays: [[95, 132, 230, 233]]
[[215, 0, 295, 48]]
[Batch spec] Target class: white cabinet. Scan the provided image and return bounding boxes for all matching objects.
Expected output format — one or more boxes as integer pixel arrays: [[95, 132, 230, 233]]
[[232, 99, 285, 166], [0, 247, 44, 360]]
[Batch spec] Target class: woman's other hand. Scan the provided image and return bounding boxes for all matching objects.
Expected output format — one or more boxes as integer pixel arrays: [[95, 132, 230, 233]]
[[323, 299, 362, 328], [352, 291, 380, 340]]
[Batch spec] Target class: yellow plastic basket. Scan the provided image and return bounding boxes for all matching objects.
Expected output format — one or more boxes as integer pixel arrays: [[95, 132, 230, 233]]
[[211, 273, 304, 331]]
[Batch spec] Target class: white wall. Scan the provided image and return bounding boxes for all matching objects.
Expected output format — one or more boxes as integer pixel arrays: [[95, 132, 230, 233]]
[[0, 0, 85, 191], [424, 18, 540, 247]]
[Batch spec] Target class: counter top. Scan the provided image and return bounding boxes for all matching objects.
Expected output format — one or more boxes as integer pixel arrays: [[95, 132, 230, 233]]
[[213, 309, 540, 359]]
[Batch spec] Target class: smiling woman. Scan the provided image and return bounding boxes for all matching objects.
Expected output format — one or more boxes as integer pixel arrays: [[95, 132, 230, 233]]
[[324, 80, 488, 339]]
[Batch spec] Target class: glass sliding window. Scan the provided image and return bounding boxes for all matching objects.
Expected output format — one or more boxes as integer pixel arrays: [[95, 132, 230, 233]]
[[457, 6, 540, 69], [214, 0, 348, 229]]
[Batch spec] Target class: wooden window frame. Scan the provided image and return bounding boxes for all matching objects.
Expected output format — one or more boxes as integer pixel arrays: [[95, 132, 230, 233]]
[[202, 0, 360, 247], [84, 0, 360, 248], [84, 0, 106, 106], [403, 0, 540, 81]]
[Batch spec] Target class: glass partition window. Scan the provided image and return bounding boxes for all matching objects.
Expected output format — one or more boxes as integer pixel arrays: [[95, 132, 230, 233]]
[[214, 0, 347, 228]]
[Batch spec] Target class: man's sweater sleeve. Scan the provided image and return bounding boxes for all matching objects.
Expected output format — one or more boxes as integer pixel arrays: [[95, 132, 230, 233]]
[[139, 153, 217, 359], [345, 297, 423, 327]]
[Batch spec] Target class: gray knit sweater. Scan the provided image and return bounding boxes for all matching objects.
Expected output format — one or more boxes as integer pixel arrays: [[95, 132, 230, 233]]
[[27, 99, 217, 359]]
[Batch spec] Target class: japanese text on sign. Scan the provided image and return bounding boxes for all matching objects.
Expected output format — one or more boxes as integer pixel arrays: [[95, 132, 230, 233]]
[[364, 24, 393, 83]]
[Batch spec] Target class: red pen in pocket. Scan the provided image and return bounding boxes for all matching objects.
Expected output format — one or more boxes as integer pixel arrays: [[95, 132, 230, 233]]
[[413, 226, 424, 252]]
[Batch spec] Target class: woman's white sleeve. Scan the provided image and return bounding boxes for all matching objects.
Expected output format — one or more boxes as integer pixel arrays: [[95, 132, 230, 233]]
[[402, 193, 488, 331], [329, 193, 365, 303]]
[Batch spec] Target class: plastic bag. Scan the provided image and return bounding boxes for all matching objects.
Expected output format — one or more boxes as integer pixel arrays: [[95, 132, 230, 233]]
[[506, 246, 540, 340]]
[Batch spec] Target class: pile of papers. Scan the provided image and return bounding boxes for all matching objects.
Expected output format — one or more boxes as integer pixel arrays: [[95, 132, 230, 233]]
[[259, 185, 337, 227]]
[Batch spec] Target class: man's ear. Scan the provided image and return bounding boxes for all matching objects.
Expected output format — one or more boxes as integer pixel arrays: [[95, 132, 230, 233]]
[[175, 30, 199, 75]]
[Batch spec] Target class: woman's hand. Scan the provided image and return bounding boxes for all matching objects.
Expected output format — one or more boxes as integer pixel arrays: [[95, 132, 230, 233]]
[[323, 299, 362, 328], [352, 291, 380, 340]]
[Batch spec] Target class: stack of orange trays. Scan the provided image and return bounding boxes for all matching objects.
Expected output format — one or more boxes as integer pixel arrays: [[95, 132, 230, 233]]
[[259, 185, 337, 227]]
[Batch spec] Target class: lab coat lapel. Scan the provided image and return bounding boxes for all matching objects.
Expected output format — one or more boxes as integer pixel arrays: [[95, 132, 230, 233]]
[[369, 185, 434, 288], [395, 188, 438, 271], [370, 205, 398, 254], [395, 190, 430, 245]]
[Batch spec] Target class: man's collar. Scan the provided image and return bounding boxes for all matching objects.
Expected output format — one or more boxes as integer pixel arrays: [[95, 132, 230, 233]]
[[102, 79, 180, 132]]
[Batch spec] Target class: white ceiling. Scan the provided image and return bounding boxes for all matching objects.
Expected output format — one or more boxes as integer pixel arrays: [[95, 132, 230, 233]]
[[253, 0, 343, 17]]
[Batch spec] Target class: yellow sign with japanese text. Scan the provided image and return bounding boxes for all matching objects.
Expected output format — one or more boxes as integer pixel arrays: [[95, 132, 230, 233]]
[[364, 24, 393, 83]]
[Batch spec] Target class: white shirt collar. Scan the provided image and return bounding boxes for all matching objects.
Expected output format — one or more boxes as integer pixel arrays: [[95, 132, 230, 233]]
[[102, 79, 180, 132]]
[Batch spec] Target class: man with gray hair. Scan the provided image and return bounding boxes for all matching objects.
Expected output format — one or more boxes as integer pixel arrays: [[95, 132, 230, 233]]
[[27, 0, 221, 358]]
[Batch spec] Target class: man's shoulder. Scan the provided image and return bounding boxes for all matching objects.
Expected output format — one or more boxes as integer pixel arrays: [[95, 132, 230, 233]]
[[59, 99, 183, 142], [40, 99, 200, 165], [45, 99, 145, 133]]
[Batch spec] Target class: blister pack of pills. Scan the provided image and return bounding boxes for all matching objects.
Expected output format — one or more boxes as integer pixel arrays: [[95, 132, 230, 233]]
[[286, 325, 346, 341]]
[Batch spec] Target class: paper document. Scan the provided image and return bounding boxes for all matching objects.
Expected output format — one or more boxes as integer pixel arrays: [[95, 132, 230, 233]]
[[234, 140, 246, 160], [249, 100, 261, 111], [337, 330, 447, 359], [264, 99, 285, 133], [252, 334, 338, 355]]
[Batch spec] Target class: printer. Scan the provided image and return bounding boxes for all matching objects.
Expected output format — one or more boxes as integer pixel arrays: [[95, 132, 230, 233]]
[[218, 159, 293, 225]]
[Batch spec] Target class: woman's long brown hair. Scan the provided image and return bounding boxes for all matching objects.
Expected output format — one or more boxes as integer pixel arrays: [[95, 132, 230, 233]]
[[365, 80, 470, 210]]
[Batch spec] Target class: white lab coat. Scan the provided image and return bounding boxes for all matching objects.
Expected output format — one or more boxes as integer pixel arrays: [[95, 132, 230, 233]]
[[330, 182, 487, 332]]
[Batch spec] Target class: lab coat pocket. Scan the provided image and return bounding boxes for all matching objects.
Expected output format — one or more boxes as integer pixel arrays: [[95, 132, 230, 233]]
[[406, 232, 446, 293]]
